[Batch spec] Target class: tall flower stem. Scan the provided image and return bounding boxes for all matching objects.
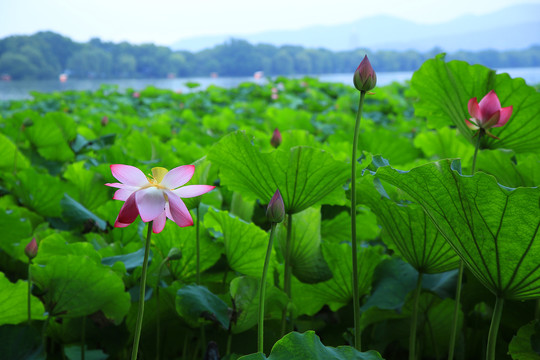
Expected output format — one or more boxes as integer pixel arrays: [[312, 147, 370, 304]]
[[131, 221, 153, 360], [280, 214, 293, 336], [486, 297, 504, 360], [351, 90, 366, 350], [196, 205, 201, 285], [447, 260, 464, 360], [449, 130, 483, 358], [27, 261, 32, 325], [258, 223, 277, 353], [81, 316, 86, 360], [471, 130, 484, 174], [409, 272, 424, 360], [195, 205, 207, 356], [155, 258, 168, 360]]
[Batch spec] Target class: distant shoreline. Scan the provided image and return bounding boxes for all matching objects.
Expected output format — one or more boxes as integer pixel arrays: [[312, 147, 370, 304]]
[[2, 67, 539, 101]]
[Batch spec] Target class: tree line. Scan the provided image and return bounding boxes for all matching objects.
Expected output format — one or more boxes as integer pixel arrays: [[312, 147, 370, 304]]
[[1, 31, 539, 80]]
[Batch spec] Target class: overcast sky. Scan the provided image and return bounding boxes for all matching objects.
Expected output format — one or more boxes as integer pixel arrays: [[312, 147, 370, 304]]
[[1, 0, 539, 45]]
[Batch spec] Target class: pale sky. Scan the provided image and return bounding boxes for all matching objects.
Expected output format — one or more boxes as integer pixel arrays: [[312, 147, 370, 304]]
[[1, 0, 539, 45]]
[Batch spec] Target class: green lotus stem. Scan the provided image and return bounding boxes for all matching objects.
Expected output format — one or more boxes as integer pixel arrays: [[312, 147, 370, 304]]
[[226, 331, 232, 356], [351, 90, 366, 350], [471, 129, 484, 174], [27, 261, 32, 325], [280, 214, 293, 336], [447, 260, 464, 360], [409, 272, 423, 360], [156, 258, 168, 360], [131, 221, 153, 360], [258, 223, 276, 353], [196, 205, 200, 285], [81, 316, 86, 360], [486, 297, 504, 360]]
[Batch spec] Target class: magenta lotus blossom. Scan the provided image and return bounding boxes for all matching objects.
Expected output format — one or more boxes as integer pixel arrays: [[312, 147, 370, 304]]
[[465, 90, 513, 139], [106, 165, 215, 233]]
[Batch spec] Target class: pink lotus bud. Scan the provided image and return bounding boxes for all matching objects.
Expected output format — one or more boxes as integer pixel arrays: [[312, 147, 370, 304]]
[[271, 93, 279, 100], [266, 189, 285, 223], [132, 92, 140, 99], [25, 238, 38, 259], [101, 116, 109, 126], [270, 128, 282, 148], [353, 55, 377, 92], [465, 90, 513, 139]]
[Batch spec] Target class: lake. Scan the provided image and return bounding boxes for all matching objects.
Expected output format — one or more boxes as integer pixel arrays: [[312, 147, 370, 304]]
[[1, 67, 539, 101]]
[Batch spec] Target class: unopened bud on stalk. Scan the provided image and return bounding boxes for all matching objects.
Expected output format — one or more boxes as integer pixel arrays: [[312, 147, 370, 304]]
[[266, 189, 285, 223], [353, 55, 377, 92], [24, 238, 38, 259], [270, 128, 282, 148]]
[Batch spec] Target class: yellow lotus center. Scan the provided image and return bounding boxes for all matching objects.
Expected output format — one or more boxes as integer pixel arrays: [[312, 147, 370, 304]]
[[145, 167, 169, 190]]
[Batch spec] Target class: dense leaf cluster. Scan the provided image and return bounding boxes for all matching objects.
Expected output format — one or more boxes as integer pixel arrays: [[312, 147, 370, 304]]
[[1, 31, 540, 80], [0, 57, 539, 359]]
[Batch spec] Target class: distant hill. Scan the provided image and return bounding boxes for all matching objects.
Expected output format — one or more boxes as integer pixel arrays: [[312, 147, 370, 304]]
[[171, 3, 540, 52]]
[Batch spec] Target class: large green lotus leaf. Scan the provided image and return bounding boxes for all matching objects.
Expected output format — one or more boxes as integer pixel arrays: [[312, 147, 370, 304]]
[[208, 131, 348, 214], [152, 215, 222, 281], [176, 284, 229, 329], [292, 242, 386, 315], [411, 54, 540, 153], [60, 194, 107, 231], [0, 324, 43, 359], [276, 207, 332, 284], [376, 159, 540, 300], [0, 272, 46, 325], [321, 209, 380, 243], [361, 258, 458, 312], [182, 156, 215, 210], [477, 150, 540, 188], [406, 292, 463, 358], [24, 112, 76, 161], [31, 255, 130, 322], [0, 132, 30, 171], [357, 177, 459, 274], [229, 276, 287, 334], [238, 331, 383, 360], [64, 346, 108, 360], [0, 206, 34, 261], [359, 126, 420, 166], [4, 168, 64, 217], [63, 161, 109, 211], [204, 207, 274, 277], [508, 320, 540, 360], [413, 127, 474, 162], [101, 247, 148, 271], [33, 233, 102, 265]]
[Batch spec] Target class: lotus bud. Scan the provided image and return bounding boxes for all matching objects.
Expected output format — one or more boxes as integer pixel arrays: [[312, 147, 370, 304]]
[[167, 247, 182, 261], [24, 238, 38, 259], [353, 55, 377, 92], [101, 116, 109, 126], [270, 128, 282, 148], [266, 189, 285, 223]]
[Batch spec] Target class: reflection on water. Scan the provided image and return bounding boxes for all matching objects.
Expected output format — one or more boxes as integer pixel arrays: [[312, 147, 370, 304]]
[[1, 67, 539, 101]]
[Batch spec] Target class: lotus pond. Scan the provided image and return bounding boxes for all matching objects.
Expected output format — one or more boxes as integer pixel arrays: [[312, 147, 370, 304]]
[[0, 54, 539, 360]]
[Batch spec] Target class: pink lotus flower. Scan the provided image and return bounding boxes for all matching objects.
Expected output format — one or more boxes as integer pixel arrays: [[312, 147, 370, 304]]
[[106, 165, 215, 233], [465, 90, 513, 139]]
